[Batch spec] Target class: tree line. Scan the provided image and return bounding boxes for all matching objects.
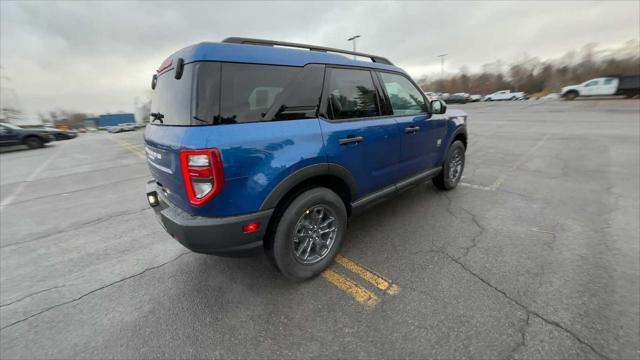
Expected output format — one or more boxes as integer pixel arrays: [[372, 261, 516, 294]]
[[417, 40, 640, 96]]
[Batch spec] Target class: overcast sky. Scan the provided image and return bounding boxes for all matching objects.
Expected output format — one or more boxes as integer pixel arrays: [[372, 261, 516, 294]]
[[1, 0, 638, 119]]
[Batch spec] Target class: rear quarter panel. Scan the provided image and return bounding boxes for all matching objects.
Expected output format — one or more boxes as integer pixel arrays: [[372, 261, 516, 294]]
[[147, 119, 325, 217]]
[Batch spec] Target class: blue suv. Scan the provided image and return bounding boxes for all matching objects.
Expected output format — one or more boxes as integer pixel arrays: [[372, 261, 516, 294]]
[[145, 38, 467, 280]]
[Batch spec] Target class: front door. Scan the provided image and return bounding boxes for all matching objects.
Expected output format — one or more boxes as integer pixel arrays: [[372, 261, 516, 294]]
[[376, 71, 446, 179], [319, 67, 402, 198]]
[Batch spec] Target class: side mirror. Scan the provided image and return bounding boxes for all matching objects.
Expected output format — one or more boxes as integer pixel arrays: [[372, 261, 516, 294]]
[[430, 99, 447, 114]]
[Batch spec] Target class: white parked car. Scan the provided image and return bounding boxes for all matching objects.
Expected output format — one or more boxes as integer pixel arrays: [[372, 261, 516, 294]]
[[469, 94, 482, 102], [484, 90, 528, 101]]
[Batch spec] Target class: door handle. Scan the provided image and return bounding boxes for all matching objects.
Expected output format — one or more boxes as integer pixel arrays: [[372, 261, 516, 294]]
[[339, 136, 364, 145], [405, 126, 420, 134]]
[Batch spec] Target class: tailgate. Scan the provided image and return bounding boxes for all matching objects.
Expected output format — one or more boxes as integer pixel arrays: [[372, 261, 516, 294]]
[[144, 125, 191, 213]]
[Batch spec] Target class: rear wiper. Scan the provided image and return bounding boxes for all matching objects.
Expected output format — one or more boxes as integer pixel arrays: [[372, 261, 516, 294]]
[[150, 112, 164, 123]]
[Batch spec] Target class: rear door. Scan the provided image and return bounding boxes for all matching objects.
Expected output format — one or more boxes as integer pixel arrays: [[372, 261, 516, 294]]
[[376, 71, 446, 178], [319, 67, 402, 198]]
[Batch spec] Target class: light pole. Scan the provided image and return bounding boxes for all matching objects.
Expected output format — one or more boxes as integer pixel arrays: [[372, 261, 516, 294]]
[[437, 53, 448, 79], [347, 35, 361, 60]]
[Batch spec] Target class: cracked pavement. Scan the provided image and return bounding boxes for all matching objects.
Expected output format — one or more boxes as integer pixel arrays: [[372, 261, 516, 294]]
[[1, 99, 639, 359]]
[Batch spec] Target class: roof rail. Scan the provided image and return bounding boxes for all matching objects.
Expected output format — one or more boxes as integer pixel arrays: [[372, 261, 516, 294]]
[[222, 37, 393, 65]]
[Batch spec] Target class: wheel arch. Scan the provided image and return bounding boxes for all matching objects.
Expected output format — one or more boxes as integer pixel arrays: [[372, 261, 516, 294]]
[[260, 163, 357, 213]]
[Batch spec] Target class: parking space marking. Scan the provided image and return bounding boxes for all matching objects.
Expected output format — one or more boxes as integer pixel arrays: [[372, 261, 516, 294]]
[[490, 134, 550, 190], [335, 255, 400, 295], [108, 136, 146, 160], [321, 269, 380, 307], [460, 134, 550, 192], [460, 182, 495, 191], [0, 143, 66, 211]]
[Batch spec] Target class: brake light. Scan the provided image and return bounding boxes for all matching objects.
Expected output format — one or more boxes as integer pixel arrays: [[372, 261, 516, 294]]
[[179, 149, 224, 206]]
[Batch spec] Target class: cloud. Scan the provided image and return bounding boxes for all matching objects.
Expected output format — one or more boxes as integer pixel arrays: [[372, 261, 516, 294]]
[[1, 0, 638, 117]]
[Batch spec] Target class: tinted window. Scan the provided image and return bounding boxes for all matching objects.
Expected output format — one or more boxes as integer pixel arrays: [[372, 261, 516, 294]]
[[585, 80, 600, 87], [326, 68, 380, 120], [192, 62, 221, 124], [603, 78, 614, 85], [220, 63, 320, 124], [150, 64, 194, 125], [379, 72, 426, 116]]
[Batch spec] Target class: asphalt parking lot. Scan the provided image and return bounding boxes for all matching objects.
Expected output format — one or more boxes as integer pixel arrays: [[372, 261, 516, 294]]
[[1, 99, 638, 359]]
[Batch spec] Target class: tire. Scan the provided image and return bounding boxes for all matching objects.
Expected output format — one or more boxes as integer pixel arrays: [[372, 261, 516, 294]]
[[433, 140, 466, 191], [564, 91, 578, 100], [267, 187, 347, 280], [24, 136, 44, 149]]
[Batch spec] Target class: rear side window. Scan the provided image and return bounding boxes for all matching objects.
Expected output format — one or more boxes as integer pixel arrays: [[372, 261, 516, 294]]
[[379, 72, 426, 116], [326, 68, 380, 120], [150, 65, 195, 125], [219, 63, 323, 124]]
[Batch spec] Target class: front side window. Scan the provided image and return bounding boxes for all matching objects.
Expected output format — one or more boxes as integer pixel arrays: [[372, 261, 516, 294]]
[[585, 80, 600, 87], [379, 72, 426, 116], [326, 68, 380, 120]]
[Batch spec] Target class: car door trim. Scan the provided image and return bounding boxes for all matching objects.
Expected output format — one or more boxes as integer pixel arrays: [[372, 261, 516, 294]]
[[351, 166, 441, 215]]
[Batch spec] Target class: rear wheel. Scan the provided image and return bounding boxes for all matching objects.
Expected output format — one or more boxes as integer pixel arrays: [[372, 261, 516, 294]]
[[267, 187, 347, 280], [24, 137, 43, 149], [433, 140, 466, 190]]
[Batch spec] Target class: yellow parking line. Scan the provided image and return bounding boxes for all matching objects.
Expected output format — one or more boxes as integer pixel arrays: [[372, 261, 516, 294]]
[[321, 269, 380, 307], [335, 254, 400, 295]]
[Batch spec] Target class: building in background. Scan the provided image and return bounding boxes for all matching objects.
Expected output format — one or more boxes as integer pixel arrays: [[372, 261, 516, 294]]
[[86, 113, 136, 128]]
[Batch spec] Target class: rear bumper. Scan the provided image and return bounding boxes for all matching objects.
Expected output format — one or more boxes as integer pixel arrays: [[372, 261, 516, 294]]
[[146, 180, 272, 256]]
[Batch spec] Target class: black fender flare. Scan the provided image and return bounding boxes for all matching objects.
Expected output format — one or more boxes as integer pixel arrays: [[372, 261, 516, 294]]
[[448, 126, 468, 149], [259, 163, 358, 210]]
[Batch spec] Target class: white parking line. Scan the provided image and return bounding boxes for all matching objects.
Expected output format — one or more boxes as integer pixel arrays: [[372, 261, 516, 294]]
[[0, 144, 65, 211], [461, 134, 550, 192]]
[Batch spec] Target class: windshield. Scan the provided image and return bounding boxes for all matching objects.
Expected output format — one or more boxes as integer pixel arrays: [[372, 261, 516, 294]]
[[2, 123, 23, 130]]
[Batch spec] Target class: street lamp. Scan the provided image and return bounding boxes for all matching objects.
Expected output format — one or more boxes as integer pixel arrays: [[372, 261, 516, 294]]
[[347, 35, 361, 60], [437, 53, 448, 79]]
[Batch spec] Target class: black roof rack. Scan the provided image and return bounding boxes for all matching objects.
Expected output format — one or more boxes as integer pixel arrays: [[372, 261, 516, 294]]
[[223, 37, 393, 65]]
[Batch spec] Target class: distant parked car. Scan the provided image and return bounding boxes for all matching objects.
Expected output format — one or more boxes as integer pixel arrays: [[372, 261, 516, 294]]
[[108, 124, 136, 133], [484, 90, 528, 101], [447, 93, 468, 104], [424, 92, 439, 101], [561, 75, 640, 100], [41, 127, 77, 140], [469, 94, 482, 102], [0, 123, 54, 149]]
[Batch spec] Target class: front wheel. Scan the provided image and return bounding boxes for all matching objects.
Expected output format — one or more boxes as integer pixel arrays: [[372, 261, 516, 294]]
[[267, 187, 347, 280], [433, 140, 466, 190], [24, 137, 44, 149]]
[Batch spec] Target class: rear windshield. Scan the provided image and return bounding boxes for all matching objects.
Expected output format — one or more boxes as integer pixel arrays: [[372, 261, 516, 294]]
[[150, 65, 195, 126], [150, 62, 323, 126]]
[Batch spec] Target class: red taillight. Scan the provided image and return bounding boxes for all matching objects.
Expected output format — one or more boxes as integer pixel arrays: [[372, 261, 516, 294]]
[[179, 148, 224, 206]]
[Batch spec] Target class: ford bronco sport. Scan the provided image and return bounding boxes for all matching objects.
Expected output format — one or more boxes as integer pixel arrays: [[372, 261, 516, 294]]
[[145, 38, 468, 280]]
